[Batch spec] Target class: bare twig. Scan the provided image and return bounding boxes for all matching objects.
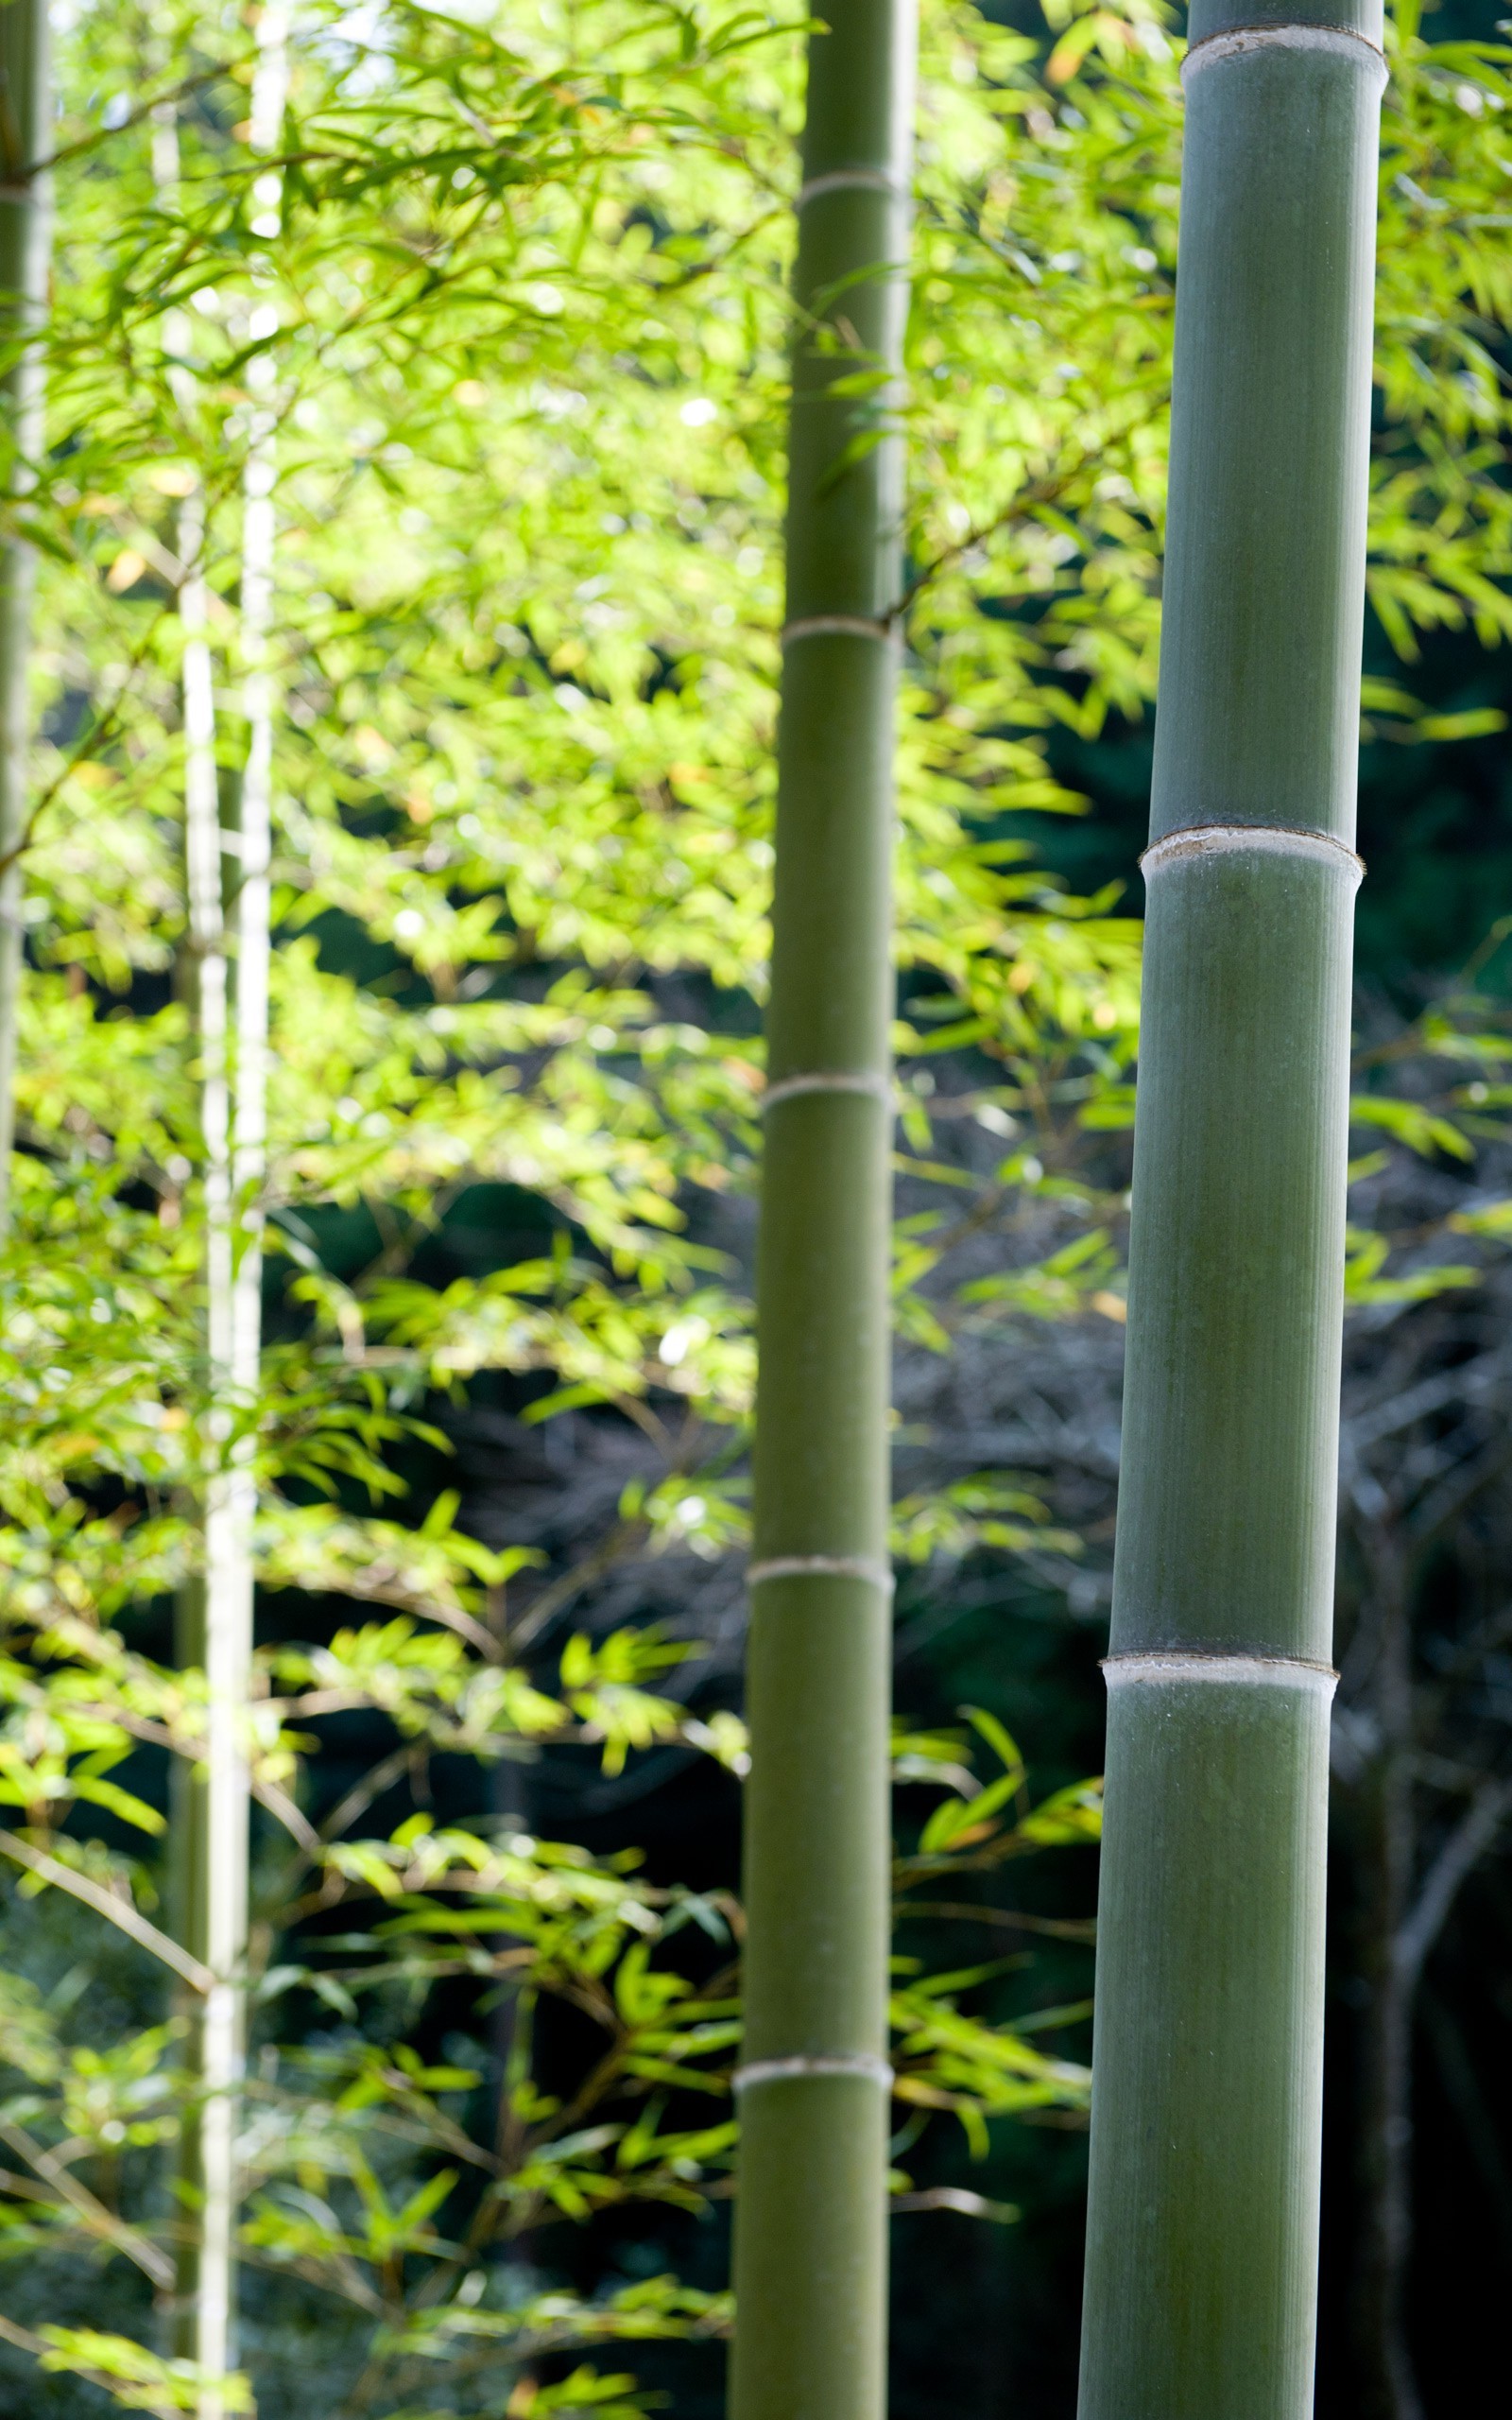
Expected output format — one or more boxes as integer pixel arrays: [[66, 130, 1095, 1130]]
[[1395, 1775, 1512, 1990], [0, 2117, 174, 2289], [0, 1828, 213, 1994]]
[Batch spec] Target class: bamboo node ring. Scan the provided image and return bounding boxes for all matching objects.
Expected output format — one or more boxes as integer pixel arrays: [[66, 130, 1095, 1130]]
[[748, 1554, 896, 1592], [797, 168, 908, 207], [733, 2054, 895, 2092], [760, 1069, 892, 1114], [781, 614, 895, 647], [1181, 24, 1387, 85], [1102, 1651, 1338, 1694], [1140, 822, 1364, 884]]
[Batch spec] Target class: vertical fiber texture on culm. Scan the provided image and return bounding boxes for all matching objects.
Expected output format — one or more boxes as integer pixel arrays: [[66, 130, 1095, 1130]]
[[1076, 6, 1383, 2417], [729, 8, 914, 2420]]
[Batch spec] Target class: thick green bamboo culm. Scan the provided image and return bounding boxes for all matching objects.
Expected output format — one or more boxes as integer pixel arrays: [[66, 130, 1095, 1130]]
[[0, 0, 51, 1236], [729, 8, 914, 2420], [1077, 7, 1384, 2418]]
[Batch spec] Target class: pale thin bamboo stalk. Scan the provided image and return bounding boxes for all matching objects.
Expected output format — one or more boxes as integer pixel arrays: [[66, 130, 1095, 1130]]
[[729, 8, 915, 2420], [152, 90, 244, 2417], [179, 41, 290, 2394], [1076, 6, 1385, 2416], [233, 0, 289, 1404], [168, 23, 289, 2398], [0, 0, 51, 1235]]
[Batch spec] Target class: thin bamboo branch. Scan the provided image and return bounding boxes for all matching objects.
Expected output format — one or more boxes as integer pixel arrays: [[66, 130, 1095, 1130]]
[[1353, 1521, 1420, 2420], [0, 0, 51, 1235], [0, 2308, 184, 2420], [1394, 1774, 1512, 1990], [0, 2115, 175, 2289], [0, 1826, 215, 1992]]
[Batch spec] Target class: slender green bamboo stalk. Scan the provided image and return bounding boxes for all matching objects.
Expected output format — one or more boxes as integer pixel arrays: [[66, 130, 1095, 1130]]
[[173, 497, 242, 2416], [233, 0, 289, 1422], [153, 87, 245, 2415], [1076, 8, 1384, 2417], [729, 9, 914, 2420], [177, 19, 289, 2411], [0, 0, 51, 1236], [174, 501, 244, 2417]]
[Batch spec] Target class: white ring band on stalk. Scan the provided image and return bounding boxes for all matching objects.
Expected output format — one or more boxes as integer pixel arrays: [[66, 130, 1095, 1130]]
[[1182, 25, 1387, 84], [760, 1070, 893, 1114], [1140, 822, 1364, 884], [797, 168, 908, 207], [734, 2054, 895, 2092], [781, 614, 895, 648], [1103, 1651, 1338, 1694], [748, 1555, 896, 1592]]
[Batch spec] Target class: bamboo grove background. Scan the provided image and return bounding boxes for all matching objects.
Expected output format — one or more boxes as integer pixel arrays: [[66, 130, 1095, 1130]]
[[1, 0, 1512, 2415]]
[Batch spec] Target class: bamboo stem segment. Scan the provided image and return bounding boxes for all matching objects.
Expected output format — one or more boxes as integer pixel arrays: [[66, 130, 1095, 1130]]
[[1077, 7, 1384, 2416], [729, 8, 914, 2420], [153, 79, 247, 2414], [234, 0, 289, 1431], [0, 0, 51, 1236], [165, 15, 289, 2397], [176, 24, 290, 2414]]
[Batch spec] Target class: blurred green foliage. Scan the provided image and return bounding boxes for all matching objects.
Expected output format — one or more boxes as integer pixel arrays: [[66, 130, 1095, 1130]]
[[4, 0, 1512, 2411]]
